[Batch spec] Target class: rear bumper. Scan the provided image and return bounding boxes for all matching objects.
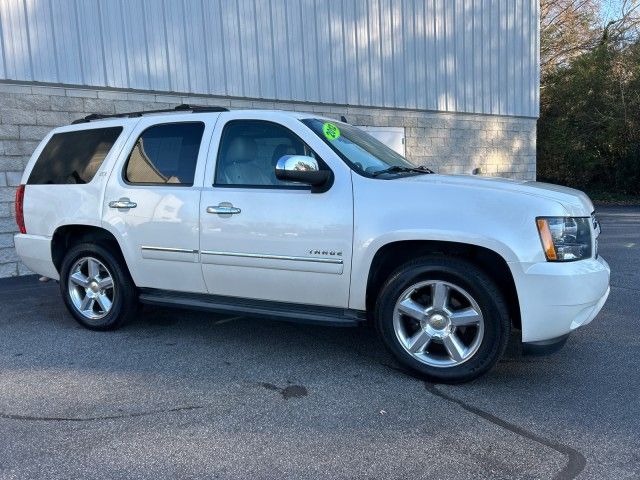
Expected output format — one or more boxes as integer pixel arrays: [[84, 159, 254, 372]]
[[511, 256, 610, 344], [14, 234, 59, 280]]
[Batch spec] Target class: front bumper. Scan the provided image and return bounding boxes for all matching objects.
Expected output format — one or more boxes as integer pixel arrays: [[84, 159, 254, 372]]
[[522, 333, 570, 355], [510, 255, 610, 344], [14, 233, 59, 280]]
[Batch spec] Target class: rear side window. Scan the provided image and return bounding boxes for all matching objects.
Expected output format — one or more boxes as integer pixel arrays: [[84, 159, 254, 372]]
[[124, 122, 204, 186], [28, 127, 123, 185]]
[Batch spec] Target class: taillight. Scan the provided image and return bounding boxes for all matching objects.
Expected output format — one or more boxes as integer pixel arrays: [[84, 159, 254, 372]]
[[15, 184, 26, 234]]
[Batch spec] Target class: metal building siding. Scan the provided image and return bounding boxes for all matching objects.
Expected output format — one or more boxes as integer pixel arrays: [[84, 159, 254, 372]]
[[0, 0, 540, 117]]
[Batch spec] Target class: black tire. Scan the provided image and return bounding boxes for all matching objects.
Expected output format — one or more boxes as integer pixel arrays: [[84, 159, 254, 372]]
[[374, 255, 510, 383], [60, 242, 138, 331]]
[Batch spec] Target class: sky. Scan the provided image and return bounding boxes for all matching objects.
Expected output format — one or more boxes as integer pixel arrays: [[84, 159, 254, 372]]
[[600, 0, 632, 23]]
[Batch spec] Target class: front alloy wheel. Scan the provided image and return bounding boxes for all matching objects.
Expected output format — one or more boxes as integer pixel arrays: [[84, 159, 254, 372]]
[[393, 280, 484, 367], [375, 256, 510, 383]]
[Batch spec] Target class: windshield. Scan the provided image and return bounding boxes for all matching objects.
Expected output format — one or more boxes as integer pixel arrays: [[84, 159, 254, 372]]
[[302, 118, 427, 177]]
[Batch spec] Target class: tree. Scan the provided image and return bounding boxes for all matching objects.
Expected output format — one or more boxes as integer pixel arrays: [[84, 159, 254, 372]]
[[540, 0, 600, 80], [537, 0, 640, 196]]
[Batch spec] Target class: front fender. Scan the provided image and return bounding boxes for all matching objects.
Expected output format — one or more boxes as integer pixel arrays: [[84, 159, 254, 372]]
[[348, 230, 518, 311], [347, 174, 569, 311]]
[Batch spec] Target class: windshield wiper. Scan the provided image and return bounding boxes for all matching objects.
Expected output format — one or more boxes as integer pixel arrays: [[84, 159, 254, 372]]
[[371, 165, 434, 177]]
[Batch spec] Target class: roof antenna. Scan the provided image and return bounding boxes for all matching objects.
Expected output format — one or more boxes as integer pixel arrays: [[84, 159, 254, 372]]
[[340, 115, 348, 123]]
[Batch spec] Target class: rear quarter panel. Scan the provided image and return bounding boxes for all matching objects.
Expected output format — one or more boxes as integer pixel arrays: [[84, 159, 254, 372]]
[[21, 120, 138, 237]]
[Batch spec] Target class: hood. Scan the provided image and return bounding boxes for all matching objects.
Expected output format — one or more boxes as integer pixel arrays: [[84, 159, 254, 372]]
[[400, 174, 594, 215]]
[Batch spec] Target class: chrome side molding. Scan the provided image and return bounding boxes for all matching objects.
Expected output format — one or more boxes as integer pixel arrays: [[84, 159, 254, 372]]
[[139, 247, 343, 271], [200, 250, 344, 265], [141, 247, 342, 263], [141, 246, 199, 254]]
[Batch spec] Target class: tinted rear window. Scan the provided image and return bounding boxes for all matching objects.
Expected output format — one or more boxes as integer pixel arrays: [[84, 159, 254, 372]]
[[28, 127, 123, 185]]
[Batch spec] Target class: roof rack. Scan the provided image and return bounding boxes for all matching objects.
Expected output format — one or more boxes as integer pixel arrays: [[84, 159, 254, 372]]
[[71, 103, 229, 124]]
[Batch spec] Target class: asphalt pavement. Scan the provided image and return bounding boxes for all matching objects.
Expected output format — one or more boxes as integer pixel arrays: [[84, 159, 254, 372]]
[[0, 206, 638, 479]]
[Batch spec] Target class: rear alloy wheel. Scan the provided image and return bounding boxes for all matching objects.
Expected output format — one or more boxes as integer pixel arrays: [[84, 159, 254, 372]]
[[60, 243, 138, 330], [67, 256, 115, 321], [375, 256, 510, 383]]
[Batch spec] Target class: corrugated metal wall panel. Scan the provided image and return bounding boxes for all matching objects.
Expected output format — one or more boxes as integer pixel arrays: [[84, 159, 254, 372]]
[[300, 0, 318, 103], [77, 0, 103, 87], [0, 0, 31, 81], [0, 0, 539, 117], [24, 0, 54, 83]]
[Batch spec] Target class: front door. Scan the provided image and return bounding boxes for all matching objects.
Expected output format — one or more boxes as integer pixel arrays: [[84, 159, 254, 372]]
[[199, 112, 353, 307], [103, 114, 218, 293]]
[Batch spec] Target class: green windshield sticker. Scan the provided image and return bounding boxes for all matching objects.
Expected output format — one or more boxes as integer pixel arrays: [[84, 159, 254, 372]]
[[322, 122, 341, 141]]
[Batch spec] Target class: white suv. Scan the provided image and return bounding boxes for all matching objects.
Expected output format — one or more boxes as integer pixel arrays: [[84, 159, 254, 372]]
[[14, 105, 610, 383]]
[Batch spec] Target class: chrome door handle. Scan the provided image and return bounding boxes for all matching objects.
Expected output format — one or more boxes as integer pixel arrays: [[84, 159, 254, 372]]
[[207, 205, 241, 215], [109, 199, 137, 209]]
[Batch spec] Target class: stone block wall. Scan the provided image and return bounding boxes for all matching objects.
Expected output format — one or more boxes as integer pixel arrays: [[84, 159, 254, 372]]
[[0, 81, 536, 277]]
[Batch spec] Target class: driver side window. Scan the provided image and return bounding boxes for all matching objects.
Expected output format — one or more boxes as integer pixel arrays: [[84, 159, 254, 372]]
[[214, 120, 317, 187]]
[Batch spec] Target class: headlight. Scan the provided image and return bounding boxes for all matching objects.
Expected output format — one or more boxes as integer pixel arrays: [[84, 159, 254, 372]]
[[536, 217, 592, 261]]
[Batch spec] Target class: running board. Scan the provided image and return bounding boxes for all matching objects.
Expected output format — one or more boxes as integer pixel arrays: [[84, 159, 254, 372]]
[[138, 289, 366, 327]]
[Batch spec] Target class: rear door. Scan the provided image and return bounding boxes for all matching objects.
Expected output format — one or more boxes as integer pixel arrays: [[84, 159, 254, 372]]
[[103, 114, 218, 293]]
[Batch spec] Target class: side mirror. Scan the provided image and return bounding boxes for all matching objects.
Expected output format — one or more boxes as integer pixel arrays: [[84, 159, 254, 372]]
[[275, 155, 332, 192]]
